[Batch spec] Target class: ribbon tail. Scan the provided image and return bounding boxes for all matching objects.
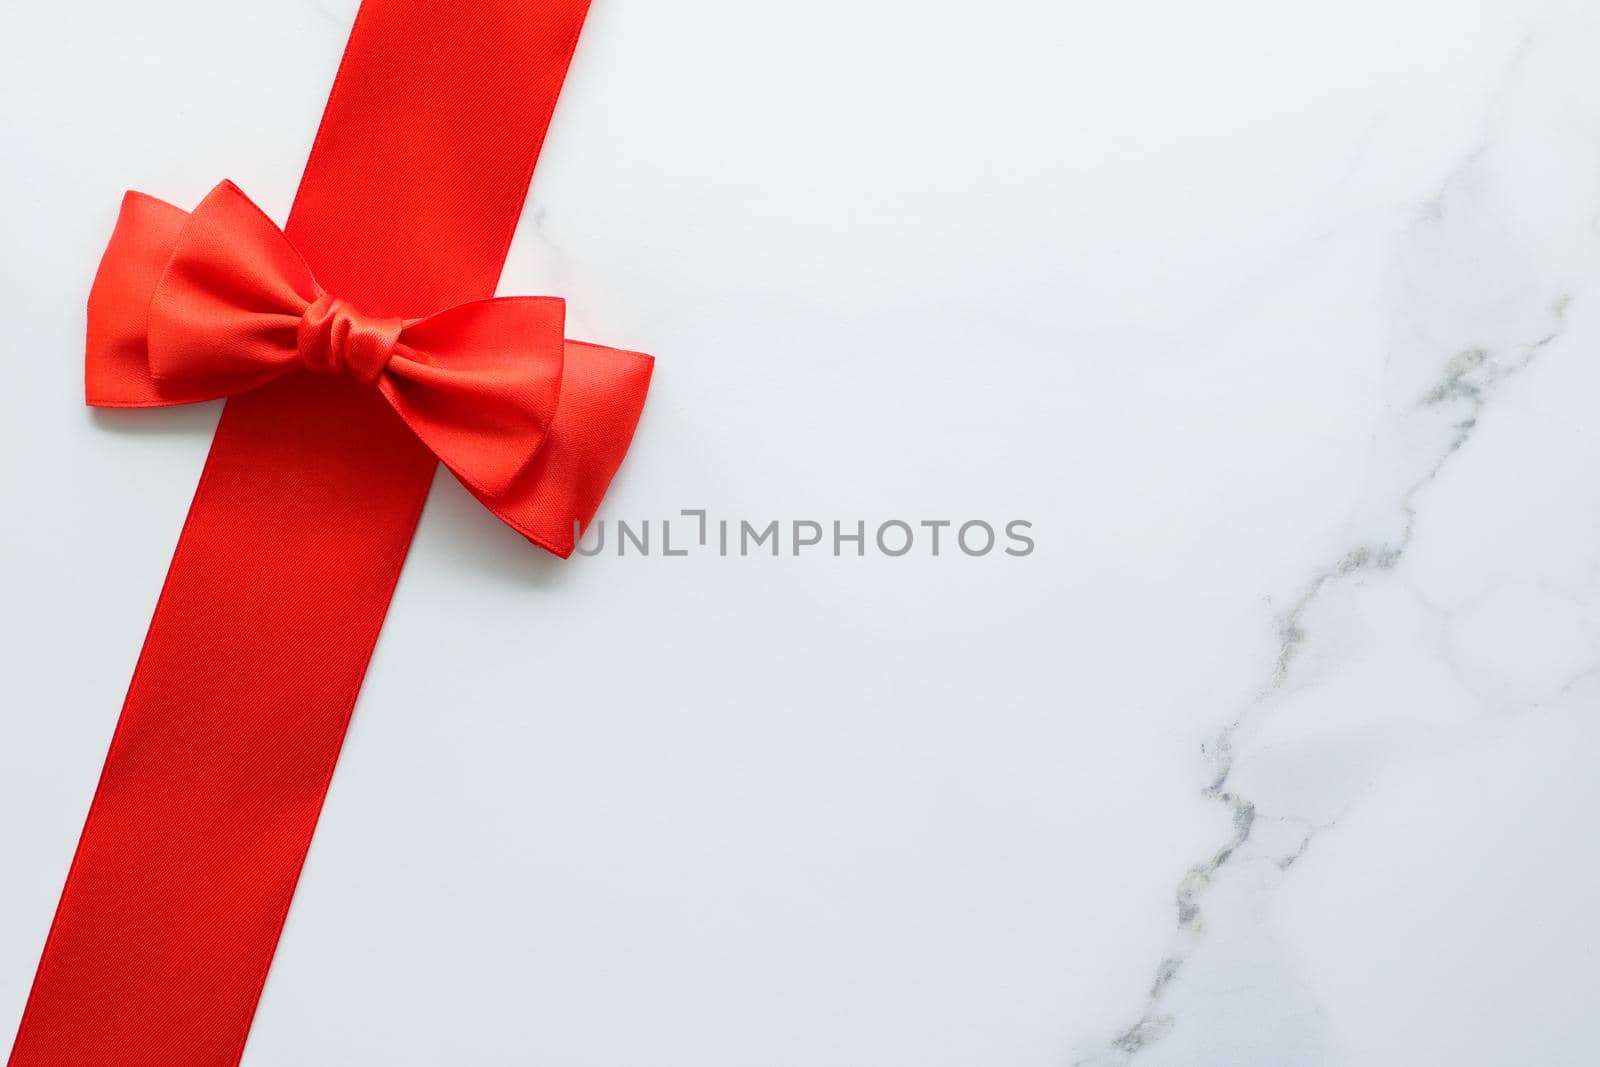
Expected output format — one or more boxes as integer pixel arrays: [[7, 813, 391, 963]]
[[87, 193, 188, 406], [459, 339, 654, 558]]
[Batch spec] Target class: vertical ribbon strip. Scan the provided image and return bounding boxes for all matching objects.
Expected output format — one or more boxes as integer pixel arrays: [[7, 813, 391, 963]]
[[10, 1, 593, 1063]]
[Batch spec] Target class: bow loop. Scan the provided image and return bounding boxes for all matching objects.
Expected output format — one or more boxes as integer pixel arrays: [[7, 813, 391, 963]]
[[85, 181, 654, 558], [146, 182, 319, 389]]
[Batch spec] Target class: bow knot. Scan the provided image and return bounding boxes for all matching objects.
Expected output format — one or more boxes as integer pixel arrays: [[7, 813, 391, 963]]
[[85, 181, 654, 558], [296, 293, 401, 384]]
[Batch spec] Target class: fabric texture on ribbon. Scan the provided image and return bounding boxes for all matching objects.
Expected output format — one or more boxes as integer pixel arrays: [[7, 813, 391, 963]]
[[8, 0, 631, 1064], [87, 181, 651, 556]]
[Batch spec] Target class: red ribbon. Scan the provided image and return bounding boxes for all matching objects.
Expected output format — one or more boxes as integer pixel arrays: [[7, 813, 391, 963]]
[[9, 1, 638, 1063], [88, 180, 650, 556]]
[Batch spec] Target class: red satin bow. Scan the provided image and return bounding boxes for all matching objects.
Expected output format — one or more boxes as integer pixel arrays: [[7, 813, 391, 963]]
[[87, 180, 652, 557]]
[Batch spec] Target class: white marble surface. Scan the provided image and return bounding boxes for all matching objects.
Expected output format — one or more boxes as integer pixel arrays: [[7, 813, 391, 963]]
[[5, 0, 1600, 1063]]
